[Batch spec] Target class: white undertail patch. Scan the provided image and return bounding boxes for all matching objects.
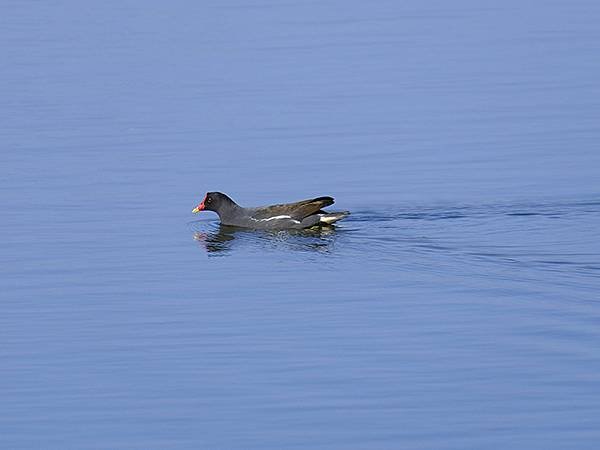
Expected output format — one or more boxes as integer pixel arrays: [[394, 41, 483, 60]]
[[319, 213, 348, 224], [319, 215, 338, 224]]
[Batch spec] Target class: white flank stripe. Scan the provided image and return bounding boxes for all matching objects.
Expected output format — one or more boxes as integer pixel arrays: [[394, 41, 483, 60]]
[[260, 215, 292, 221]]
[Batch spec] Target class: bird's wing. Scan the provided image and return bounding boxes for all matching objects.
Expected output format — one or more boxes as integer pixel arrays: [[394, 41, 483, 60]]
[[252, 196, 334, 221]]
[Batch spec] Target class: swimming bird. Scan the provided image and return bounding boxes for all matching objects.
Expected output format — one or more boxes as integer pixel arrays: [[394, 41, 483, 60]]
[[192, 192, 349, 230]]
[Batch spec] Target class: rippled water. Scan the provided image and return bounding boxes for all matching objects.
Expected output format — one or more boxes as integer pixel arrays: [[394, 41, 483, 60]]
[[2, 0, 600, 449]]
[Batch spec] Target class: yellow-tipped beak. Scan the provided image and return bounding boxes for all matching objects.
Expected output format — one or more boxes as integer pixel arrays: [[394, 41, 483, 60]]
[[192, 196, 206, 214]]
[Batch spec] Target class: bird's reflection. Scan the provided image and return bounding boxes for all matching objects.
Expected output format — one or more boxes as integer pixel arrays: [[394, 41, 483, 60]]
[[191, 222, 339, 256]]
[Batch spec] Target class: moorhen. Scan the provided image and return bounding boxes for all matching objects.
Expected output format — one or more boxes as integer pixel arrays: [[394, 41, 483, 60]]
[[192, 192, 349, 230]]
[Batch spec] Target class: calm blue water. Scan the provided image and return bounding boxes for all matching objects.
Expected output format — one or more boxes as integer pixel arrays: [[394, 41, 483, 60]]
[[2, 1, 600, 448]]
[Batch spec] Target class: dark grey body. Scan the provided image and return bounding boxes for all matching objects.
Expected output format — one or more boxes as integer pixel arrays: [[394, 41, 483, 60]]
[[194, 192, 349, 230]]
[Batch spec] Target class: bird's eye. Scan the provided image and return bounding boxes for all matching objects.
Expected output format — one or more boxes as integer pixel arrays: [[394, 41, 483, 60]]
[[207, 197, 212, 203]]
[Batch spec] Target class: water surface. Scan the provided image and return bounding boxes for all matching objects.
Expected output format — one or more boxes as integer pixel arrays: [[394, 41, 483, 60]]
[[2, 1, 600, 449]]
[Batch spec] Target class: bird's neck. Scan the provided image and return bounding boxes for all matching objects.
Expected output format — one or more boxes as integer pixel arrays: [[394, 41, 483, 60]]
[[216, 198, 241, 220]]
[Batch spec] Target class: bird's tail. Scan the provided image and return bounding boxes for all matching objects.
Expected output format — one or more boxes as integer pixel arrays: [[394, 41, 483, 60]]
[[319, 211, 350, 225]]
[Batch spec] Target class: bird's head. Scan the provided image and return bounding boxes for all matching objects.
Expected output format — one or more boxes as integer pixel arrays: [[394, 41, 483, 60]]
[[192, 192, 235, 214]]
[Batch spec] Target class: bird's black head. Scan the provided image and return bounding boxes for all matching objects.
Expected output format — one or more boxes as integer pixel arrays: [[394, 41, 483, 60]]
[[192, 192, 236, 214]]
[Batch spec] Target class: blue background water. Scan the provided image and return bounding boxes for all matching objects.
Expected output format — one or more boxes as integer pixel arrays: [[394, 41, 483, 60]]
[[2, 1, 600, 448]]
